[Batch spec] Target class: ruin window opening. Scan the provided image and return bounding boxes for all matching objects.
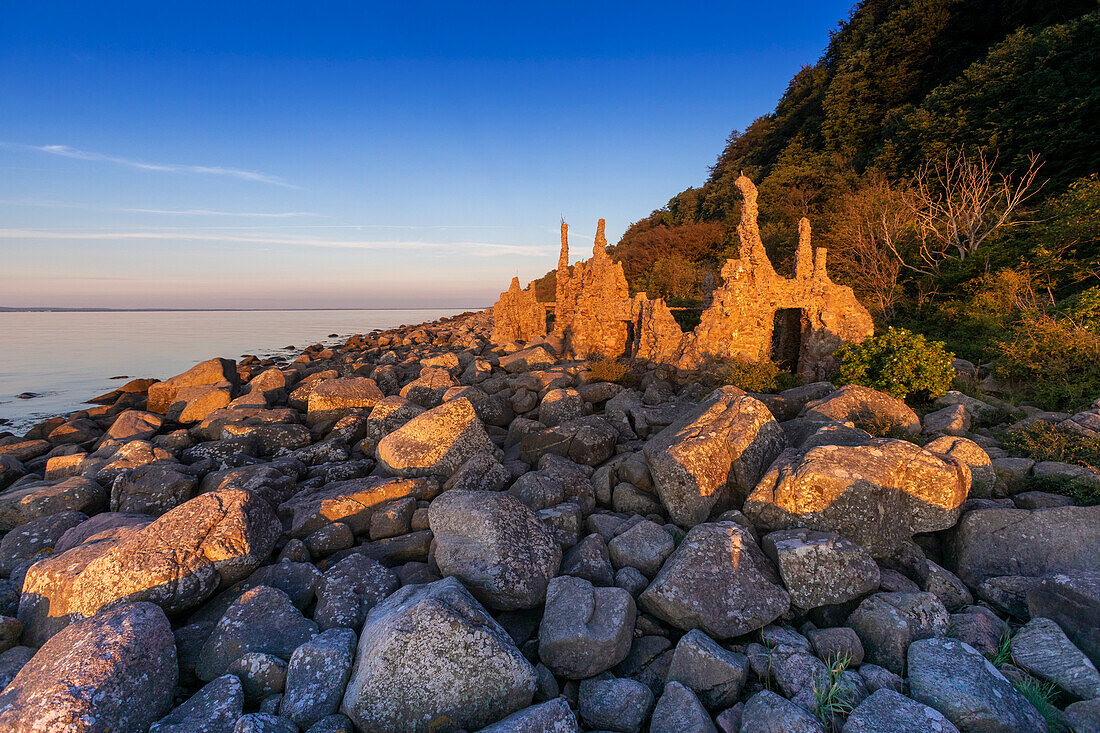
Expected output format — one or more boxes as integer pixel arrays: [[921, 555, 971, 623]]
[[771, 308, 804, 372]]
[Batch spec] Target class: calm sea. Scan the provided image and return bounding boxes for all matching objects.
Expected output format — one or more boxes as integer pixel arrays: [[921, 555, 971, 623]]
[[0, 309, 466, 434]]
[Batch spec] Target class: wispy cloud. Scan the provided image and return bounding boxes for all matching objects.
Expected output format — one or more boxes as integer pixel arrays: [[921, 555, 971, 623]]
[[3, 143, 297, 188], [123, 208, 318, 217], [0, 228, 549, 257]]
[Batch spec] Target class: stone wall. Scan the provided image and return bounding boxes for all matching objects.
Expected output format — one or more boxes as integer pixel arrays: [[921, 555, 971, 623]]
[[491, 276, 547, 344]]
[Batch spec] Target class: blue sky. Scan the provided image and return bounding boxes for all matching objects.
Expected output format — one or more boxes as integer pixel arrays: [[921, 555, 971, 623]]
[[0, 1, 854, 308]]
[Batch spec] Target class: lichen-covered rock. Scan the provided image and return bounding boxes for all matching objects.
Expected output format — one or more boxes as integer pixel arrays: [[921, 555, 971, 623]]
[[667, 629, 748, 710], [340, 577, 536, 733], [520, 415, 618, 467], [800, 385, 920, 436], [761, 528, 880, 609], [376, 398, 494, 479], [0, 476, 107, 532], [739, 690, 826, 733], [639, 521, 789, 639], [150, 674, 244, 733], [313, 554, 399, 631], [577, 676, 654, 733], [538, 575, 635, 679], [110, 463, 197, 515], [0, 510, 87, 578], [475, 697, 579, 733], [19, 488, 280, 644], [0, 602, 177, 733], [846, 592, 950, 676], [844, 689, 960, 733], [744, 438, 970, 557], [649, 681, 717, 733], [147, 357, 239, 414], [644, 389, 787, 527], [429, 490, 561, 610], [1011, 617, 1100, 700], [277, 476, 437, 539], [280, 628, 356, 729], [306, 377, 384, 425]]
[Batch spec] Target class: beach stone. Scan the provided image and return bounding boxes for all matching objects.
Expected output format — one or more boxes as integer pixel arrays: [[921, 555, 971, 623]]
[[110, 463, 197, 514], [96, 440, 175, 484], [1027, 572, 1100, 666], [744, 438, 970, 557], [520, 415, 618, 467], [173, 385, 234, 423], [475, 697, 579, 732], [150, 674, 244, 733], [1065, 699, 1100, 733], [925, 436, 997, 498], [340, 577, 536, 733], [843, 688, 960, 733], [52, 511, 151, 553], [314, 554, 399, 631], [560, 533, 614, 586], [639, 521, 789, 639], [1011, 617, 1100, 699], [607, 518, 674, 578], [954, 506, 1100, 587], [538, 575, 635, 679], [0, 510, 87, 577], [0, 476, 106, 532], [280, 628, 356, 729], [100, 409, 164, 445], [908, 637, 1047, 733], [222, 424, 312, 455], [147, 358, 239, 414], [277, 476, 437, 538], [233, 714, 297, 733], [0, 602, 176, 733], [376, 398, 493, 479], [500, 344, 557, 373], [643, 389, 787, 527], [20, 488, 280, 645], [667, 628, 748, 710], [0, 646, 34, 695], [227, 653, 288, 704], [846, 592, 949, 675], [577, 676, 655, 733], [442, 451, 510, 492], [47, 418, 101, 445], [650, 681, 717, 733], [761, 528, 879, 609], [429, 490, 561, 610], [306, 377, 383, 425], [801, 385, 920, 435], [740, 690, 826, 733]]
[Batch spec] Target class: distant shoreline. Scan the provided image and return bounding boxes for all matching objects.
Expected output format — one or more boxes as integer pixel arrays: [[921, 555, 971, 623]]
[[0, 306, 488, 313]]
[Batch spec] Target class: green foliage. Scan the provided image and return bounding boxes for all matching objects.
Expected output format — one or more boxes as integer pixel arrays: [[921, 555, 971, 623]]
[[1021, 474, 1100, 507], [812, 654, 857, 729], [990, 629, 1014, 667], [835, 327, 955, 401], [993, 313, 1100, 411], [1062, 286, 1100, 332], [638, 254, 700, 303], [1001, 420, 1100, 470], [699, 356, 798, 394], [1012, 676, 1066, 733]]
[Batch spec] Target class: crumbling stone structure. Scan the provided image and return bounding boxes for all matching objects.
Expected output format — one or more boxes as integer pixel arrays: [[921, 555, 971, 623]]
[[491, 276, 546, 344], [492, 175, 873, 377]]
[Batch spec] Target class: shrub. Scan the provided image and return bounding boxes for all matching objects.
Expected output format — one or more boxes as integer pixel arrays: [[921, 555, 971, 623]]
[[1001, 420, 1100, 469], [585, 358, 635, 386], [700, 356, 799, 394], [1062, 285, 1100, 333], [994, 313, 1100, 411], [1012, 676, 1066, 733], [1020, 474, 1100, 507], [835, 327, 955, 401]]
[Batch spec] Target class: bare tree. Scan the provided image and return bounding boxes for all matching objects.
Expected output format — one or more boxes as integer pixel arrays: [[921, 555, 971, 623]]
[[900, 148, 1044, 275], [827, 177, 913, 318]]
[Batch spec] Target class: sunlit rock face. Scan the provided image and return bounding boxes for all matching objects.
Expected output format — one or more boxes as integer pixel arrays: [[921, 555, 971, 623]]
[[18, 488, 280, 645], [743, 438, 971, 558], [146, 357, 241, 415], [375, 397, 494, 479], [492, 276, 547, 345]]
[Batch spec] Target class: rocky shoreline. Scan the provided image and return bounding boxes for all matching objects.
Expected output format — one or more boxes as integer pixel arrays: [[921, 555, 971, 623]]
[[0, 308, 1097, 732]]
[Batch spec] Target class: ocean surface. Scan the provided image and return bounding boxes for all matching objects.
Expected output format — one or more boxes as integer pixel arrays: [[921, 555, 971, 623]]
[[0, 308, 466, 433]]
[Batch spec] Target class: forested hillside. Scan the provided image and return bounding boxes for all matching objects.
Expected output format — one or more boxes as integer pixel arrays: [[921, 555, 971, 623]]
[[539, 0, 1100, 408]]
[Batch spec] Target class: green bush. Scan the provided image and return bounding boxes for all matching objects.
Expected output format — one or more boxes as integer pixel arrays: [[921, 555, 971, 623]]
[[994, 313, 1100, 411], [584, 358, 637, 387], [700, 356, 799, 394], [1001, 420, 1100, 469], [835, 327, 955, 401], [1062, 286, 1100, 333]]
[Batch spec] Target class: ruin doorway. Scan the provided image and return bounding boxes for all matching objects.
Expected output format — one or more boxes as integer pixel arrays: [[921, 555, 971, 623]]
[[771, 308, 804, 373]]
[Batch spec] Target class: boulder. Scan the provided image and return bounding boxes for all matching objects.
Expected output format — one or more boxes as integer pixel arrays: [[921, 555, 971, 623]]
[[539, 388, 586, 427], [429, 490, 561, 610], [499, 345, 557, 373], [0, 476, 107, 532], [306, 377, 384, 425], [0, 602, 176, 732], [924, 436, 997, 499], [147, 358, 239, 414], [110, 463, 197, 515], [650, 681, 717, 733], [761, 528, 880, 609], [644, 389, 787, 527], [100, 410, 164, 446], [0, 510, 87, 578], [908, 637, 1048, 733], [313, 554, 399, 631], [843, 688, 960, 733], [277, 476, 438, 539], [740, 690, 826, 733], [639, 521, 789, 639], [846, 592, 949, 675], [954, 506, 1100, 587], [520, 415, 618, 467], [340, 577, 536, 733], [538, 575, 635, 679], [280, 628, 356, 729], [475, 697, 579, 732], [376, 398, 494, 479], [800, 385, 920, 436], [667, 628, 748, 710], [577, 676, 654, 733], [1011, 617, 1100, 700], [150, 675, 244, 733], [20, 488, 280, 644], [744, 438, 970, 557], [1027, 572, 1100, 666], [607, 519, 675, 578]]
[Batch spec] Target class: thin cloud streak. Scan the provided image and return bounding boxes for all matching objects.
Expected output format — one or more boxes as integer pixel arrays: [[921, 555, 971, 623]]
[[5, 143, 298, 188], [123, 208, 319, 217], [0, 228, 549, 257]]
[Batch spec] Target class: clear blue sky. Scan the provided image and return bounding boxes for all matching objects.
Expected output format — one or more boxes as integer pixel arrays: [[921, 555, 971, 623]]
[[0, 1, 854, 308]]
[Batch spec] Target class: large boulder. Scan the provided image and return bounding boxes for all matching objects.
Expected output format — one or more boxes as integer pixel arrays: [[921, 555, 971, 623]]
[[376, 398, 494, 479], [800, 385, 920, 436], [1027, 572, 1100, 667], [147, 358, 239, 414], [538, 575, 635, 679], [110, 463, 197, 515], [953, 506, 1100, 587], [639, 521, 789, 639], [846, 592, 950, 676], [280, 627, 357, 729], [643, 389, 787, 527], [520, 416, 618, 467], [341, 577, 536, 733], [744, 438, 970, 557], [1011, 617, 1100, 700], [908, 638, 1048, 733], [0, 602, 177, 732], [19, 488, 280, 644], [306, 377, 384, 425], [761, 528, 880, 609], [0, 476, 107, 532], [844, 688, 960, 733], [429, 490, 561, 610], [277, 476, 438, 539]]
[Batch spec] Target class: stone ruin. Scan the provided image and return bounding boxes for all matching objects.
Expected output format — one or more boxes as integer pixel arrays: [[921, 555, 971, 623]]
[[491, 276, 546, 344], [491, 175, 874, 379]]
